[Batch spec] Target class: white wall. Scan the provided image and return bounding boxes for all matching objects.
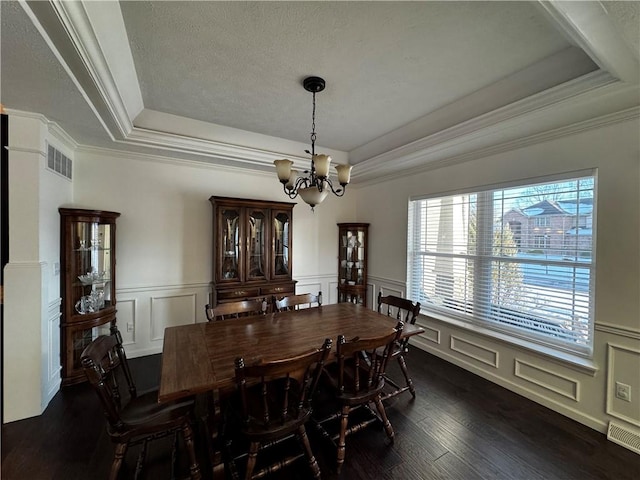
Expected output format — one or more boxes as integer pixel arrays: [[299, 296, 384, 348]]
[[72, 150, 356, 357], [3, 113, 73, 422], [354, 117, 640, 434]]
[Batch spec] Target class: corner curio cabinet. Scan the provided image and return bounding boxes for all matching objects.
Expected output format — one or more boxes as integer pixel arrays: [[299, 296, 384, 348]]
[[337, 223, 369, 307], [210, 197, 296, 306], [59, 208, 120, 386]]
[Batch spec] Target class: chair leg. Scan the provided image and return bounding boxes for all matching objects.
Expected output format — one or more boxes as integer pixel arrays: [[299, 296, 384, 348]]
[[182, 421, 202, 480], [373, 396, 395, 443], [109, 442, 128, 480], [396, 354, 416, 398], [245, 441, 260, 480], [298, 425, 321, 479], [336, 405, 350, 474]]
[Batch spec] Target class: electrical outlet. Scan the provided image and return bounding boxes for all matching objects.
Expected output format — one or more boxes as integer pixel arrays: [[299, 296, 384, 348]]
[[615, 382, 631, 402], [127, 323, 134, 333]]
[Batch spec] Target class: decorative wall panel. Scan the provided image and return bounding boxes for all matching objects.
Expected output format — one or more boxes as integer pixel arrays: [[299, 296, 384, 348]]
[[515, 358, 580, 401]]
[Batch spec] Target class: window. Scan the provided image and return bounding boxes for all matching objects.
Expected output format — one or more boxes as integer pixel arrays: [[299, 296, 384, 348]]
[[407, 175, 596, 357], [534, 235, 550, 249], [534, 217, 551, 227]]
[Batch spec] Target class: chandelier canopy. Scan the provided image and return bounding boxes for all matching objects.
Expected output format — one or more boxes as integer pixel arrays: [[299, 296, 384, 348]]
[[274, 77, 352, 210]]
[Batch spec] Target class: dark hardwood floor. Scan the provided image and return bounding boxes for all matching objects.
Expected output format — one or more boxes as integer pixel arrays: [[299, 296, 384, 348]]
[[2, 348, 639, 479]]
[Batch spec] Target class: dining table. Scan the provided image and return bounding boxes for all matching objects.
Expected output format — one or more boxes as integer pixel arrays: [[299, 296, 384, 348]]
[[158, 302, 425, 478]]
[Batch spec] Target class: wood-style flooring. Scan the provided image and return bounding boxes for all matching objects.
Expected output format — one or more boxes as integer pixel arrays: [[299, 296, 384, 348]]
[[2, 348, 639, 479]]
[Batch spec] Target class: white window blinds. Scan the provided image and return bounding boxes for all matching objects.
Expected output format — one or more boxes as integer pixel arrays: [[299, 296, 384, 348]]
[[407, 175, 596, 356]]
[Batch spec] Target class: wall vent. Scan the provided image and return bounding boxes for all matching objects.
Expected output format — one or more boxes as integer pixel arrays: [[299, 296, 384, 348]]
[[47, 144, 72, 180], [607, 421, 640, 454]]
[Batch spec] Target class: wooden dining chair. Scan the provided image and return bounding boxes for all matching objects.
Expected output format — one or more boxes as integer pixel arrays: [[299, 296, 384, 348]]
[[205, 298, 268, 321], [377, 292, 421, 400], [313, 321, 403, 474], [226, 338, 333, 480], [81, 327, 201, 480], [273, 291, 322, 312]]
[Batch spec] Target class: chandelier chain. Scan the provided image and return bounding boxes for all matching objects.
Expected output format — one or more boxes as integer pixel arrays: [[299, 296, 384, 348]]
[[310, 92, 317, 155]]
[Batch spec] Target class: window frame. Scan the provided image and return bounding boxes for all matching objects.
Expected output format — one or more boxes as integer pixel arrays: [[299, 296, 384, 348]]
[[407, 171, 597, 358]]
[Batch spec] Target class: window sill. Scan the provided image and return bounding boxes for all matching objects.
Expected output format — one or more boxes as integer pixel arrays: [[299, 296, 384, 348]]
[[418, 311, 598, 376]]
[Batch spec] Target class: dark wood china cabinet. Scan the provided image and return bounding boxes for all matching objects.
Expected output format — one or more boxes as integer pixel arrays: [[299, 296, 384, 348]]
[[210, 197, 296, 306], [59, 208, 120, 386], [337, 223, 369, 307]]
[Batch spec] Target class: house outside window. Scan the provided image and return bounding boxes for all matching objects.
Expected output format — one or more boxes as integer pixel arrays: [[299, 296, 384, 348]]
[[407, 174, 596, 357]]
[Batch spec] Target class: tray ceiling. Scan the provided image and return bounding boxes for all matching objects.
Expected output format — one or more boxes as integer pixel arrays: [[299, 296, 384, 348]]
[[1, 1, 638, 180]]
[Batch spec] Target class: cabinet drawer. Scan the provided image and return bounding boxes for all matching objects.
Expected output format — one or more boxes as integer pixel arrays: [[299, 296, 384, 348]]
[[218, 287, 262, 301], [261, 285, 295, 296]]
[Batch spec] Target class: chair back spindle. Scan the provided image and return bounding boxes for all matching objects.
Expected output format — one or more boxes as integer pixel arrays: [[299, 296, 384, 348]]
[[274, 292, 322, 312], [230, 339, 332, 479], [205, 298, 267, 321]]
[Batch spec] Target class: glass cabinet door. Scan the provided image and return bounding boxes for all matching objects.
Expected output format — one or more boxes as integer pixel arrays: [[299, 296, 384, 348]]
[[272, 210, 291, 278], [219, 207, 242, 282], [246, 208, 267, 281], [69, 323, 111, 372], [340, 228, 366, 286], [71, 222, 113, 316], [338, 223, 369, 307]]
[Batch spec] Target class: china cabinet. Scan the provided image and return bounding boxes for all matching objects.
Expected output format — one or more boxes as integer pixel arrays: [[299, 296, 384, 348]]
[[337, 223, 369, 307], [59, 208, 120, 386], [210, 197, 296, 306]]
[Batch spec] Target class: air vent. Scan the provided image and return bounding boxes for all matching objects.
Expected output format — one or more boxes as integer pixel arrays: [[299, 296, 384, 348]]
[[607, 421, 640, 454], [47, 144, 72, 180]]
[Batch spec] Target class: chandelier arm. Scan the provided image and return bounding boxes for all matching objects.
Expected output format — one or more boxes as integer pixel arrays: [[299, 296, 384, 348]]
[[282, 183, 298, 199], [325, 178, 346, 197]]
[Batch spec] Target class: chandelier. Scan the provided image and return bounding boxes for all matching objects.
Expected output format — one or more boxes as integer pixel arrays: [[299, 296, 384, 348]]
[[274, 77, 352, 210]]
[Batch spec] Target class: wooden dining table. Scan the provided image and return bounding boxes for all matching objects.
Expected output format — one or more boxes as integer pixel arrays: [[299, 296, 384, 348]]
[[158, 302, 424, 478], [159, 302, 424, 403]]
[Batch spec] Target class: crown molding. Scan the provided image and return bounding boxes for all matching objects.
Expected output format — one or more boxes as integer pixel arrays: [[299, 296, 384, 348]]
[[355, 105, 640, 188], [48, 0, 137, 137], [5, 108, 79, 152], [536, 1, 639, 84], [353, 75, 638, 183], [125, 126, 311, 170], [353, 70, 615, 179], [75, 142, 276, 177]]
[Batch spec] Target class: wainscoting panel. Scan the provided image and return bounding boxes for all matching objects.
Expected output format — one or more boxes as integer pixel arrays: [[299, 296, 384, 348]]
[[150, 293, 197, 341], [294, 274, 338, 306], [327, 281, 339, 304], [419, 324, 441, 345], [450, 335, 499, 369], [606, 343, 640, 427], [116, 283, 210, 358], [116, 298, 137, 345], [295, 281, 322, 296], [369, 275, 406, 308], [44, 298, 62, 407], [515, 358, 580, 401]]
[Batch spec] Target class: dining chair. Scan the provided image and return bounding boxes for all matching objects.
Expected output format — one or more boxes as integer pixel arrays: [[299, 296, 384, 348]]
[[313, 321, 404, 474], [81, 327, 201, 480], [273, 291, 322, 312], [225, 338, 333, 480], [377, 292, 421, 400], [205, 298, 268, 321]]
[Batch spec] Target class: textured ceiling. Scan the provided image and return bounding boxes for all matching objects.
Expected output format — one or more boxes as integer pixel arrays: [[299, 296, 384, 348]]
[[120, 1, 576, 152], [0, 1, 109, 146]]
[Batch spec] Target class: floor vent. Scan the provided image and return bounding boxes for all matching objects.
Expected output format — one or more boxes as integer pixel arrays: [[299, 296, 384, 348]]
[[607, 421, 640, 454], [47, 143, 72, 180]]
